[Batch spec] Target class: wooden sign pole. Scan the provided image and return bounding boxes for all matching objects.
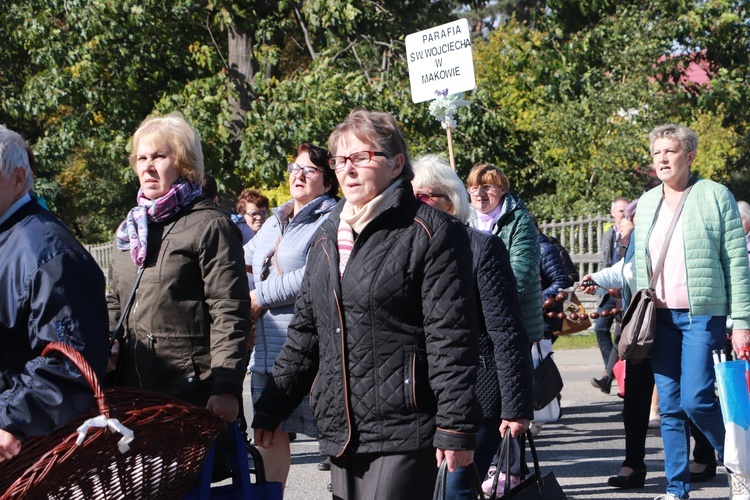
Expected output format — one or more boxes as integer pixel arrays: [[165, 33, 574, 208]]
[[446, 124, 456, 171]]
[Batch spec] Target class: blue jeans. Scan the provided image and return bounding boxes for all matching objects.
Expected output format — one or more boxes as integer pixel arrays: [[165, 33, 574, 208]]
[[650, 309, 726, 499], [444, 419, 502, 499]]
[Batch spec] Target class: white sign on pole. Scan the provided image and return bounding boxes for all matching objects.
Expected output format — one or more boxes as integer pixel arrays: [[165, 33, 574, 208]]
[[405, 18, 475, 104]]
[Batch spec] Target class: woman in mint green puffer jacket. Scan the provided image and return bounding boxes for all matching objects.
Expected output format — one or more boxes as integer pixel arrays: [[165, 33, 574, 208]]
[[633, 123, 750, 500]]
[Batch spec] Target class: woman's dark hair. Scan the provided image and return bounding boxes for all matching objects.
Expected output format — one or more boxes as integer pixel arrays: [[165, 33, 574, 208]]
[[298, 142, 338, 198]]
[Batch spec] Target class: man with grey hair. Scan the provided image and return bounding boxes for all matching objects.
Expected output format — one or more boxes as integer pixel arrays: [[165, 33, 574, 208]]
[[0, 126, 108, 462], [591, 196, 629, 393]]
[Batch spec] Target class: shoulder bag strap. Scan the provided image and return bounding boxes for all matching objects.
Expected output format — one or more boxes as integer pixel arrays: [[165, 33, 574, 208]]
[[109, 221, 176, 349], [648, 177, 696, 289]]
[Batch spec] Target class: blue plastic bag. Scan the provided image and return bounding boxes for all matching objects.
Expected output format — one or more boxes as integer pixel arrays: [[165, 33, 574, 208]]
[[183, 422, 283, 499], [715, 359, 750, 475]]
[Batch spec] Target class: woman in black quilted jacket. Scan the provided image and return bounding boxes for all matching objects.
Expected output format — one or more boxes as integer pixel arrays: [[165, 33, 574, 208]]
[[412, 154, 534, 499], [252, 110, 482, 500]]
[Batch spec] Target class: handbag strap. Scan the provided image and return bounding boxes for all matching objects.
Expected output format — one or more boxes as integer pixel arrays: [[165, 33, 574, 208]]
[[433, 460, 485, 500], [648, 177, 696, 289], [109, 221, 176, 349], [490, 430, 543, 499]]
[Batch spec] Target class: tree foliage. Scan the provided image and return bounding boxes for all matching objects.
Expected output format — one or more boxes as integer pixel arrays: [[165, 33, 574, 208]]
[[2, 0, 749, 242]]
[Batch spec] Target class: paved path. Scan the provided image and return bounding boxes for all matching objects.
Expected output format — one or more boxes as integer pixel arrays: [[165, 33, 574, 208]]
[[245, 348, 729, 499]]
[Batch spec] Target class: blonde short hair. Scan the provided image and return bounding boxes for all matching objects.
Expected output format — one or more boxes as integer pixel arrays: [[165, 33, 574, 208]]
[[129, 112, 204, 185]]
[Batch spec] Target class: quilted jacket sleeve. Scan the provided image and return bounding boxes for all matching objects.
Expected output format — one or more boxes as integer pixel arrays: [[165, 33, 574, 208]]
[[476, 234, 534, 420], [718, 189, 750, 329], [421, 218, 482, 450], [500, 209, 544, 342], [251, 260, 320, 431], [540, 237, 574, 301]]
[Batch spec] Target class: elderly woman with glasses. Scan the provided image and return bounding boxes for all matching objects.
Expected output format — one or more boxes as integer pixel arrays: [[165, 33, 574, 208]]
[[244, 142, 339, 490], [466, 164, 542, 344], [252, 110, 481, 500], [413, 154, 533, 499], [235, 188, 269, 245]]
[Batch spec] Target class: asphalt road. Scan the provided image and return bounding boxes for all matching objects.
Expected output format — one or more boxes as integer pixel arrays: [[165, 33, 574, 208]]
[[244, 347, 730, 499]]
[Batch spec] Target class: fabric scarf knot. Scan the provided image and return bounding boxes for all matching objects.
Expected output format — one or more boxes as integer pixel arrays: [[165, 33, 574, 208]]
[[475, 204, 503, 233], [115, 181, 202, 267]]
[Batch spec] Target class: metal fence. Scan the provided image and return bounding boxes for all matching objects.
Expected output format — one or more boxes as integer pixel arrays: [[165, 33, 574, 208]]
[[85, 242, 111, 286]]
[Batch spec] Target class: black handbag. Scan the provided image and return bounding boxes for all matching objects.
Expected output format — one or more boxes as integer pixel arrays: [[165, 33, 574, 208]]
[[433, 460, 485, 500], [618, 178, 694, 364], [489, 431, 566, 500], [532, 343, 564, 411]]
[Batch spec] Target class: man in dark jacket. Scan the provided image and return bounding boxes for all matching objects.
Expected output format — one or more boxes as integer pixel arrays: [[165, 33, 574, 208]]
[[0, 126, 109, 461], [592, 197, 629, 393]]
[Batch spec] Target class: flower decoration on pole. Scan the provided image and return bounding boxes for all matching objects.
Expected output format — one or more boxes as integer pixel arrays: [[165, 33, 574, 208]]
[[428, 89, 469, 170]]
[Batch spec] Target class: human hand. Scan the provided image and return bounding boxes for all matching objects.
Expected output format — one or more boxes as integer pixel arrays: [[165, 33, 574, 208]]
[[500, 418, 530, 438], [249, 290, 264, 320], [579, 275, 598, 295], [435, 448, 473, 472], [206, 393, 239, 422], [0, 429, 21, 462], [253, 428, 276, 449], [107, 339, 119, 373], [620, 219, 634, 238], [732, 329, 750, 360]]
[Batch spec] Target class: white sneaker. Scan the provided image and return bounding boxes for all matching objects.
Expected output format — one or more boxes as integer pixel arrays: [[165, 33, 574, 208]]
[[654, 494, 683, 500], [730, 472, 750, 500]]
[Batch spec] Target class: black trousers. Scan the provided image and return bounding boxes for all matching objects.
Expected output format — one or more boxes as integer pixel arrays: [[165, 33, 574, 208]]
[[330, 448, 437, 500], [622, 357, 715, 469]]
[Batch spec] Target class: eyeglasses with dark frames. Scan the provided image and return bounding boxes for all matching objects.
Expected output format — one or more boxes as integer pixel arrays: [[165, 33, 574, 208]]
[[244, 209, 268, 219], [328, 151, 387, 171], [288, 163, 323, 177]]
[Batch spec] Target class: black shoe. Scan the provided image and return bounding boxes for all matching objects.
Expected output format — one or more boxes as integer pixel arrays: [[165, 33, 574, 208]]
[[608, 468, 646, 489], [691, 462, 717, 482], [318, 456, 331, 471], [591, 376, 612, 394]]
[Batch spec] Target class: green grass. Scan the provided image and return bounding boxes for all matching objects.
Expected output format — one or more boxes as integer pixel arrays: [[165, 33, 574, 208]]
[[552, 331, 599, 350]]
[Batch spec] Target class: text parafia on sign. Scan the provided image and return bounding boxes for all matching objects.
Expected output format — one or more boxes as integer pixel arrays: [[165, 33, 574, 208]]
[[405, 18, 476, 104]]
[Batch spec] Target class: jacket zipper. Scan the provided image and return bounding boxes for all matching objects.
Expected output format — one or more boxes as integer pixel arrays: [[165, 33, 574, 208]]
[[321, 243, 353, 457]]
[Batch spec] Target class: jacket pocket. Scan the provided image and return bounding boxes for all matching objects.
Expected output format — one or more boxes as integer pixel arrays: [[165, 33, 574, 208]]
[[403, 350, 418, 414], [148, 334, 201, 403]]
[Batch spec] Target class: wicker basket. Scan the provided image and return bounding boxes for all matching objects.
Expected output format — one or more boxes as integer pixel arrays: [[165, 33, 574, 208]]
[[0, 342, 227, 499]]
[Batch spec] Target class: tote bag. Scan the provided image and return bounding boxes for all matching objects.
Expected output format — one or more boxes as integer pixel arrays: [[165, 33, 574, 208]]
[[487, 431, 567, 500]]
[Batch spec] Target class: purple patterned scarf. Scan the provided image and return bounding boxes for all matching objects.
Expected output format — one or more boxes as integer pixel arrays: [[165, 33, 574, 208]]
[[115, 181, 202, 267]]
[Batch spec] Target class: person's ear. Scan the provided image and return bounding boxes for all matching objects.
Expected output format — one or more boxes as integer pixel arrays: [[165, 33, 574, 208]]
[[391, 154, 404, 178], [12, 167, 28, 196]]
